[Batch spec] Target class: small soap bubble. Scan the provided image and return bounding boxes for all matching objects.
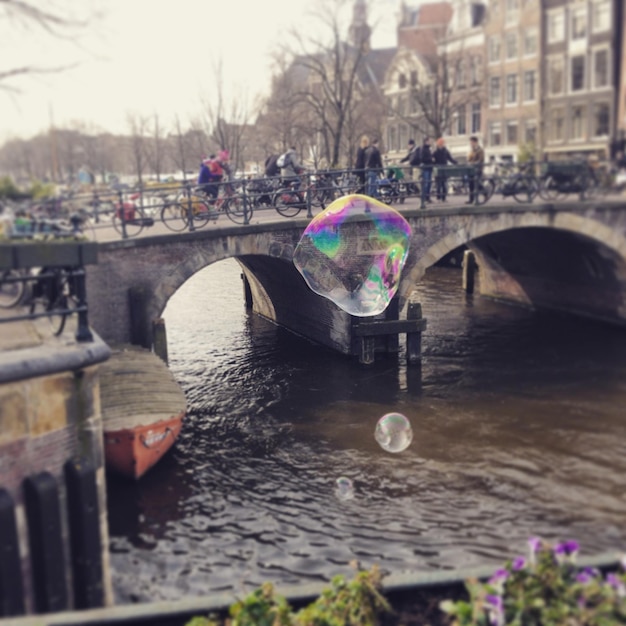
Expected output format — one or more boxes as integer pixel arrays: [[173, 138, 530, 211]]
[[375, 413, 413, 453], [293, 194, 412, 316], [335, 476, 355, 500]]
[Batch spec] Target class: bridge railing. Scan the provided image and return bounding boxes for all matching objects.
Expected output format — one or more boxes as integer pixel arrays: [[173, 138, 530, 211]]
[[1, 160, 623, 240]]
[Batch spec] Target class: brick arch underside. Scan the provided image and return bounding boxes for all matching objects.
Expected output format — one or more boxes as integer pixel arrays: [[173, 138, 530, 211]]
[[398, 214, 626, 325]]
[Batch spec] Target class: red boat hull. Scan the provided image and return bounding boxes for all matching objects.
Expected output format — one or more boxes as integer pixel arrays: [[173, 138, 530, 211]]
[[104, 411, 185, 479]]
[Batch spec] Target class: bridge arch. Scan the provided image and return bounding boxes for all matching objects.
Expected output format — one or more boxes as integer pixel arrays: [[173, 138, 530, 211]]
[[399, 211, 626, 324]]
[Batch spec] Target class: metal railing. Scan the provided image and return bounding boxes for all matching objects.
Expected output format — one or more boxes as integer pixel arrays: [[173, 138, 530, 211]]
[[1, 160, 623, 240]]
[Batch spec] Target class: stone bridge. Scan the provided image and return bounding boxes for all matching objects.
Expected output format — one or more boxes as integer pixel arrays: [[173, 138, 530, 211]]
[[87, 200, 626, 358]]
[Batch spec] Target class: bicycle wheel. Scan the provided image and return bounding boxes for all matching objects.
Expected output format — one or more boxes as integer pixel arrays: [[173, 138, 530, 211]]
[[161, 202, 188, 232], [512, 177, 539, 203], [112, 206, 146, 238], [273, 189, 303, 217], [538, 176, 565, 201], [29, 268, 77, 335], [0, 269, 26, 308], [475, 179, 495, 205], [224, 195, 252, 224]]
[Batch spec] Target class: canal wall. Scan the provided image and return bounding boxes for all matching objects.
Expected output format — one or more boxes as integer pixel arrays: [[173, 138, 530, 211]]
[[0, 318, 111, 617]]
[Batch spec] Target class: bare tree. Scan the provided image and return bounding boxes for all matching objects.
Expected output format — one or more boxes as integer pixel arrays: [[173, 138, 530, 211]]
[[126, 113, 149, 185], [281, 0, 371, 167], [0, 0, 94, 92], [147, 113, 165, 182]]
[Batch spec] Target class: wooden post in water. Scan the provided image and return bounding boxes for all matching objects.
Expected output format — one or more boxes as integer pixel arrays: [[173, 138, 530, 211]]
[[152, 318, 169, 365], [241, 273, 252, 309], [462, 250, 476, 294], [128, 286, 151, 349], [406, 302, 424, 364]]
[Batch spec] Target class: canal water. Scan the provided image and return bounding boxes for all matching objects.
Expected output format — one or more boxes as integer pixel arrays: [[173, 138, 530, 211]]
[[106, 259, 626, 604]]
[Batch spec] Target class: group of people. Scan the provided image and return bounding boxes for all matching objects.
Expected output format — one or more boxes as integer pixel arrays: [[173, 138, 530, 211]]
[[198, 135, 487, 206], [355, 134, 485, 204]]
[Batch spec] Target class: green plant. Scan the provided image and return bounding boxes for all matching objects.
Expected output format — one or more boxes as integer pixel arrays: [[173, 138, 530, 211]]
[[517, 142, 536, 164], [185, 565, 391, 626], [27, 179, 56, 200], [0, 176, 20, 199], [440, 538, 626, 626]]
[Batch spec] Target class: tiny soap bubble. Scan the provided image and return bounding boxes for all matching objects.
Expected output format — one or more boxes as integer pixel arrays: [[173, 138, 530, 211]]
[[335, 476, 355, 500], [375, 412, 413, 453]]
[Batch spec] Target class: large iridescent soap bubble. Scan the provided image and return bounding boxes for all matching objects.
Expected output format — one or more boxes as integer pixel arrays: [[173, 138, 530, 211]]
[[293, 194, 412, 316], [375, 413, 413, 453]]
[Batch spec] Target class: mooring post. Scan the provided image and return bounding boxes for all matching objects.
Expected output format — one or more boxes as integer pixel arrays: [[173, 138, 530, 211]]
[[241, 273, 253, 309], [406, 302, 424, 364], [128, 286, 151, 349], [359, 336, 376, 365], [152, 318, 169, 365], [462, 250, 476, 294]]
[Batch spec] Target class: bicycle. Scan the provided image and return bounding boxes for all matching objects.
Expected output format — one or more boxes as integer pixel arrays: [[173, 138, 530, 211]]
[[481, 163, 539, 204], [0, 269, 27, 308], [112, 193, 154, 238], [29, 266, 81, 336], [161, 182, 251, 231], [538, 161, 593, 201]]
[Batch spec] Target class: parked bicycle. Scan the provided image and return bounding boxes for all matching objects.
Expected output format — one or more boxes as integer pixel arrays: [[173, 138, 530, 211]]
[[481, 162, 539, 203], [112, 193, 155, 238]]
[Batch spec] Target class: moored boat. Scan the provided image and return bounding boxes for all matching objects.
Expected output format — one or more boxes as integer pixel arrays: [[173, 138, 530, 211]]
[[99, 345, 186, 479]]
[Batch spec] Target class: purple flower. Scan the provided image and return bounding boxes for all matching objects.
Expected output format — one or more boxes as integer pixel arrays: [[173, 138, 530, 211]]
[[485, 594, 504, 626], [576, 567, 599, 584], [489, 568, 509, 585], [528, 537, 542, 553], [554, 540, 579, 556], [512, 556, 526, 571], [607, 573, 626, 597]]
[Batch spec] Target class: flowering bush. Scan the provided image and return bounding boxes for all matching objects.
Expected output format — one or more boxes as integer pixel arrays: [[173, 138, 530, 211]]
[[440, 538, 626, 626]]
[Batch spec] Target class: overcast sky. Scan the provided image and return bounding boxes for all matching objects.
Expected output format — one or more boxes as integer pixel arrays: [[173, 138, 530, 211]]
[[0, 0, 404, 142]]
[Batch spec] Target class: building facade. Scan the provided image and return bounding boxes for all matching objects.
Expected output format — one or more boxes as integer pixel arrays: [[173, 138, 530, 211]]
[[542, 0, 616, 160]]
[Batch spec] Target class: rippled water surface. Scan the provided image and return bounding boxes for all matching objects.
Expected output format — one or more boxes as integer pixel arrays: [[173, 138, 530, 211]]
[[107, 260, 626, 603]]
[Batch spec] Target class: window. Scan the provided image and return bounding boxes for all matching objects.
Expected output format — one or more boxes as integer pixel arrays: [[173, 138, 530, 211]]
[[456, 62, 466, 88], [506, 121, 518, 145], [524, 29, 538, 56], [489, 122, 502, 146], [593, 103, 610, 136], [388, 126, 397, 151], [550, 108, 565, 141], [571, 6, 587, 40], [593, 49, 609, 88], [591, 0, 610, 33], [399, 73, 407, 89], [547, 10, 564, 43], [506, 74, 518, 104], [523, 70, 536, 101], [488, 36, 501, 64], [410, 70, 417, 87], [571, 106, 586, 140], [490, 76, 501, 106], [571, 56, 585, 92], [548, 57, 564, 95], [505, 0, 519, 24], [399, 124, 409, 150], [470, 55, 482, 85], [456, 105, 467, 135], [505, 33, 518, 60], [471, 103, 481, 133], [525, 121, 537, 144]]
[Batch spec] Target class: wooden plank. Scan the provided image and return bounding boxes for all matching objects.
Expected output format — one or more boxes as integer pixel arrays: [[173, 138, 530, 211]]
[[354, 319, 427, 337]]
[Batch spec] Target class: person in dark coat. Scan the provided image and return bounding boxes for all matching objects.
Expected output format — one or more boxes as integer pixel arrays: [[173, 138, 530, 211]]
[[365, 138, 383, 198], [354, 135, 369, 193], [419, 137, 434, 202], [433, 137, 458, 201]]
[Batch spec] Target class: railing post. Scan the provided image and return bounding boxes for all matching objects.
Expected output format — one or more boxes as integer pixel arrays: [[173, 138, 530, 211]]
[[73, 268, 93, 343], [184, 183, 195, 232], [241, 178, 251, 225], [306, 171, 313, 218], [116, 189, 128, 239], [419, 166, 426, 209]]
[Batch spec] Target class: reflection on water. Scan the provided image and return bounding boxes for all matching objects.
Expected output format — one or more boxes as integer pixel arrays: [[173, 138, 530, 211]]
[[107, 259, 626, 603]]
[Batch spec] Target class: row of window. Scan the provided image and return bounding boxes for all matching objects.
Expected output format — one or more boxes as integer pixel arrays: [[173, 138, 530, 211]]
[[546, 0, 611, 44], [396, 56, 483, 91], [488, 29, 538, 64], [546, 49, 610, 96], [546, 102, 610, 142], [485, 101, 611, 148], [489, 71, 537, 106]]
